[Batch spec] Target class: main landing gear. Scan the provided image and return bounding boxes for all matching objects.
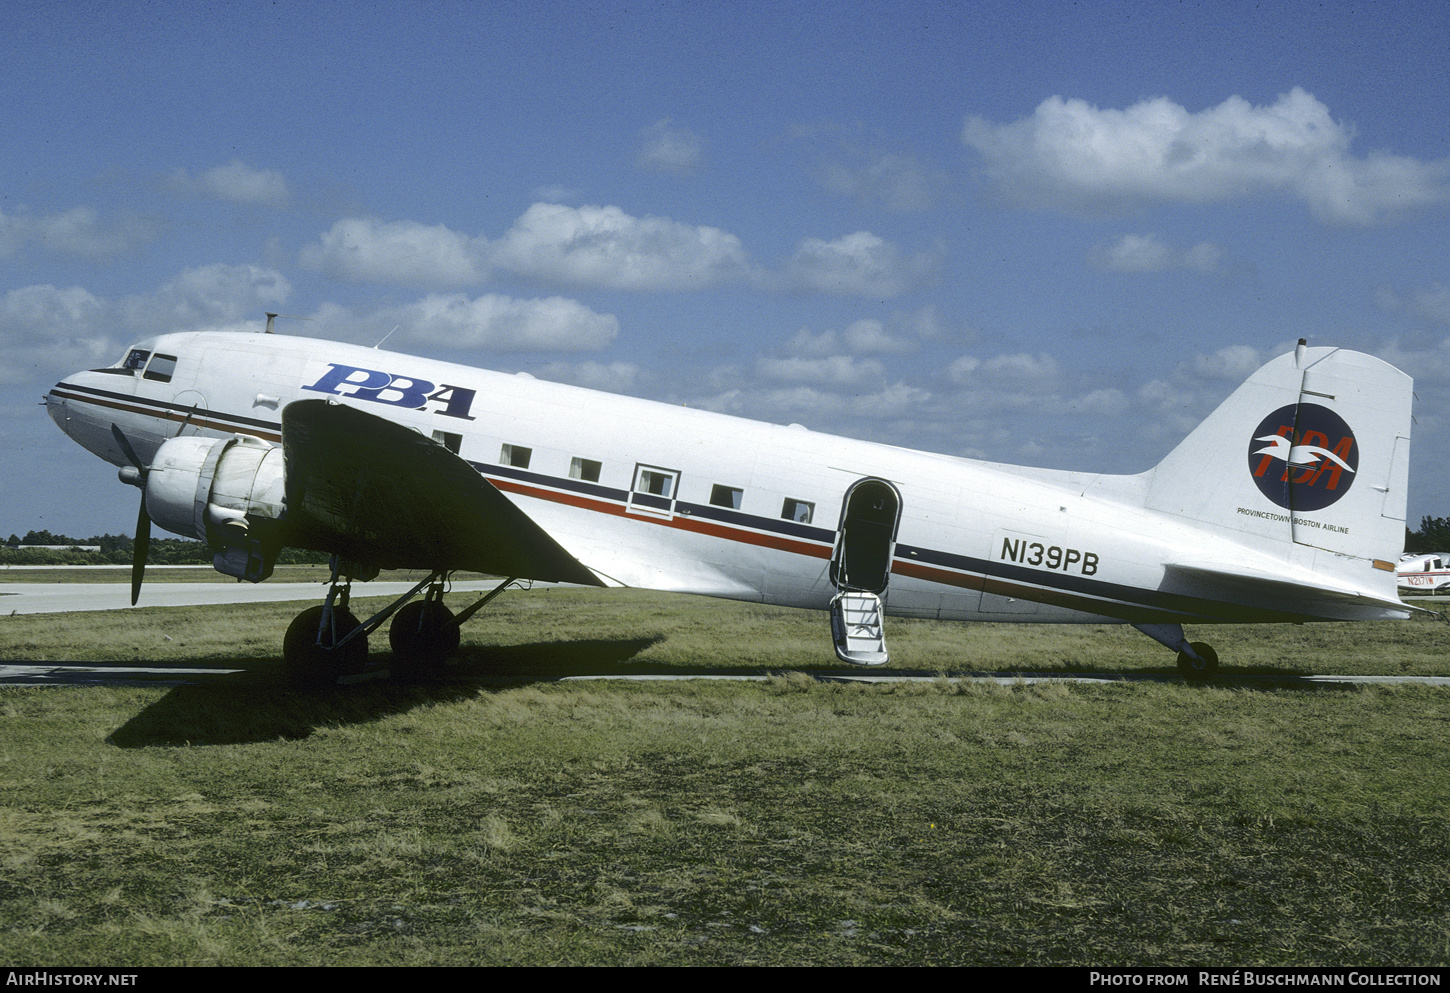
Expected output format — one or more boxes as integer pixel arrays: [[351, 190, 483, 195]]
[[1174, 641, 1219, 680], [281, 557, 519, 689], [1133, 623, 1219, 681]]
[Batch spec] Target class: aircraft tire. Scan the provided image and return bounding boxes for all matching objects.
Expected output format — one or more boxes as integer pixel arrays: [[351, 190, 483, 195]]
[[1176, 641, 1219, 681], [284, 605, 367, 689], [389, 601, 459, 681]]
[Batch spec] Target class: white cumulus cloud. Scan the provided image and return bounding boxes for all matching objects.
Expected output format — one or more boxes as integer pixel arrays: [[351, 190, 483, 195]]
[[1090, 233, 1222, 273], [963, 88, 1450, 224], [119, 264, 291, 330], [300, 217, 487, 288], [757, 354, 886, 387], [491, 203, 751, 291], [0, 205, 157, 258], [0, 284, 116, 385], [170, 160, 290, 208], [787, 317, 920, 357], [0, 265, 290, 383], [387, 293, 619, 351], [783, 231, 934, 297]]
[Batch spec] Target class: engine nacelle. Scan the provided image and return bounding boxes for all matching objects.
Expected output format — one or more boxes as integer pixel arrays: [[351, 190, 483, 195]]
[[139, 434, 287, 582]]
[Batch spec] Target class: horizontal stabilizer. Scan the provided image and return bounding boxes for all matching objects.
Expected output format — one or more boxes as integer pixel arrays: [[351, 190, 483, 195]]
[[1162, 562, 1413, 621]]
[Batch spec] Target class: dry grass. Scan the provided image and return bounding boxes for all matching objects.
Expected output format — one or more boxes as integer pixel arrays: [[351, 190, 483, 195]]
[[1, 586, 1450, 965]]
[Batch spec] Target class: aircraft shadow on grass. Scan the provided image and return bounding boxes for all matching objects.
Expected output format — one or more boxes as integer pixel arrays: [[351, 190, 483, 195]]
[[108, 635, 666, 747], [100, 634, 1332, 748]]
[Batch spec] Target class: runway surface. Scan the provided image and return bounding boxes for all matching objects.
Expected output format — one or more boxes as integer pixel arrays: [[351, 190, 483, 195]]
[[0, 579, 503, 615]]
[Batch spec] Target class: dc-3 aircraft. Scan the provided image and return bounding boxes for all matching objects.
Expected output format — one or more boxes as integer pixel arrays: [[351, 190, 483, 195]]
[[45, 322, 1416, 686]]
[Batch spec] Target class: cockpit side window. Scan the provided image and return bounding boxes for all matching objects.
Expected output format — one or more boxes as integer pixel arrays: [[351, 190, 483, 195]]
[[143, 354, 177, 383]]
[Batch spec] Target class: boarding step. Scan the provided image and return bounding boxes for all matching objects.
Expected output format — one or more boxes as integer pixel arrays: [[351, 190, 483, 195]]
[[829, 591, 889, 665]]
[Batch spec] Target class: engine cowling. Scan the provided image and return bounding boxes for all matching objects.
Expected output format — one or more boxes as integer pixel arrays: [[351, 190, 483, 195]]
[[135, 434, 287, 582]]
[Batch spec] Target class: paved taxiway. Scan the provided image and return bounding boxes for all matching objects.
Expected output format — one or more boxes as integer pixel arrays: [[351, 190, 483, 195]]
[[0, 578, 503, 615]]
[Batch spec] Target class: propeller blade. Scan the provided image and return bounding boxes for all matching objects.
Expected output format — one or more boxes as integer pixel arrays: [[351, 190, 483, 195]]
[[111, 423, 152, 605], [111, 423, 145, 472], [131, 499, 150, 606]]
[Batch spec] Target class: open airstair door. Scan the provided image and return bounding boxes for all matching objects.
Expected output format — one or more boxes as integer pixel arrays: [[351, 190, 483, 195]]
[[828, 477, 901, 665]]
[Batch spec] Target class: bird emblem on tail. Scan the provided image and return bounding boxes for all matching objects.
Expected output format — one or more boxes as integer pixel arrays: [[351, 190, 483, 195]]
[[1252, 433, 1356, 473]]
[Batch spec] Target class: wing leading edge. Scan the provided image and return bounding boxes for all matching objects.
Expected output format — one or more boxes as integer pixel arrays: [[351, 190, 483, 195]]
[[280, 399, 602, 586]]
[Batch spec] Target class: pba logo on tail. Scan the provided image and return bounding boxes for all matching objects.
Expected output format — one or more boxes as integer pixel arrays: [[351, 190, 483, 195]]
[[1246, 404, 1357, 512]]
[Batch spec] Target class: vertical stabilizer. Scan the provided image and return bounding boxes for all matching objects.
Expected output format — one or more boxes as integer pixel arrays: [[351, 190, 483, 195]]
[[1144, 345, 1412, 568]]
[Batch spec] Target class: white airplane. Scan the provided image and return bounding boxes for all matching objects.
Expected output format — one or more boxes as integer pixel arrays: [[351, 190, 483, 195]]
[[44, 324, 1416, 686], [1396, 553, 1450, 595]]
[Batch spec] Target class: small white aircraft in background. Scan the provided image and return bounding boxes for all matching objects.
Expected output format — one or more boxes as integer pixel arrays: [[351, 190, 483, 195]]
[[1397, 553, 1450, 595], [45, 321, 1416, 686]]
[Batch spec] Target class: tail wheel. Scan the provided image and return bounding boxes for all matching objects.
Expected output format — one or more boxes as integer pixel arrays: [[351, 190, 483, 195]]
[[1176, 641, 1219, 681], [283, 605, 367, 689], [389, 600, 460, 681]]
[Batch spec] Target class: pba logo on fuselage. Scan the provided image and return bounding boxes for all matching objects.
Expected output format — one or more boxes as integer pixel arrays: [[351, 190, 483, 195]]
[[303, 362, 477, 420], [1246, 403, 1357, 512]]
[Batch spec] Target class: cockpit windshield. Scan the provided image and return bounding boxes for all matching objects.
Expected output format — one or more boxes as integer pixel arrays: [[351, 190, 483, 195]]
[[88, 344, 176, 382], [90, 346, 149, 376]]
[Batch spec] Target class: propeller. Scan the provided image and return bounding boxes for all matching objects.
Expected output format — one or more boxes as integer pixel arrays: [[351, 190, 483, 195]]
[[111, 424, 151, 606]]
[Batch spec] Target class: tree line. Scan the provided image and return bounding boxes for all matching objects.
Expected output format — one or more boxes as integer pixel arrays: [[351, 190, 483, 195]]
[[2, 530, 329, 566], [1405, 517, 1450, 555]]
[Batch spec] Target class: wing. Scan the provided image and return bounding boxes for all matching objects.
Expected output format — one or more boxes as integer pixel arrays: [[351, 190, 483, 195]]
[[280, 399, 602, 585]]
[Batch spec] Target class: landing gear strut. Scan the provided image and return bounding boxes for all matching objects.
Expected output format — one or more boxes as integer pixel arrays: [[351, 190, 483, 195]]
[[282, 559, 369, 689], [389, 582, 459, 682], [283, 603, 366, 688], [1175, 641, 1219, 680], [280, 563, 520, 688], [1133, 623, 1219, 681]]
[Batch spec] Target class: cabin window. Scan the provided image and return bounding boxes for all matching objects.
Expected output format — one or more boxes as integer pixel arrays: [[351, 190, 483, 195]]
[[432, 430, 462, 454], [143, 354, 176, 383], [782, 498, 814, 524], [123, 349, 150, 372], [637, 469, 673, 497], [570, 457, 602, 482], [710, 485, 743, 509], [627, 464, 681, 518], [500, 444, 532, 469]]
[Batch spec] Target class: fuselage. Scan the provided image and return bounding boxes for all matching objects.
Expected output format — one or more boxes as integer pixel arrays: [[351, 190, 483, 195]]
[[45, 330, 1407, 626]]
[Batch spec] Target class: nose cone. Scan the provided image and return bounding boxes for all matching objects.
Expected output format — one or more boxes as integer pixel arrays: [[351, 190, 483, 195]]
[[45, 384, 68, 434], [45, 372, 139, 467]]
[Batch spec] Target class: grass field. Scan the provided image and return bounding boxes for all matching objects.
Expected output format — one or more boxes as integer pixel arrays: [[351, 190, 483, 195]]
[[2, 584, 1450, 966]]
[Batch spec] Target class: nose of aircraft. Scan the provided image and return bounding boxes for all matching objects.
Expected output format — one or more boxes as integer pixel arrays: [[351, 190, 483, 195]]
[[44, 371, 134, 467], [45, 380, 75, 438]]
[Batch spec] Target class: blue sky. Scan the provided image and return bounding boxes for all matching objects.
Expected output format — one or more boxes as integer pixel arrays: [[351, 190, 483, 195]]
[[5, 0, 1449, 538]]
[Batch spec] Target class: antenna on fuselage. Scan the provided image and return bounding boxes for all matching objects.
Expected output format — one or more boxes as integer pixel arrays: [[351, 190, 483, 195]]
[[262, 313, 314, 335]]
